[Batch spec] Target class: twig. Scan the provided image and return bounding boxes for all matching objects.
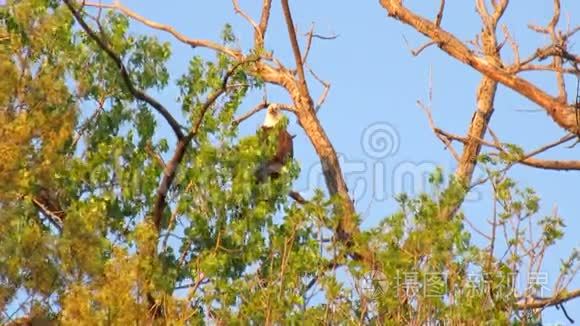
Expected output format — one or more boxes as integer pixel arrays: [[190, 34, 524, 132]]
[[435, 0, 445, 27], [403, 36, 437, 57], [232, 101, 268, 126], [302, 23, 339, 64], [144, 142, 166, 170], [306, 65, 331, 112], [71, 96, 106, 149], [417, 100, 461, 161], [232, 0, 259, 36]]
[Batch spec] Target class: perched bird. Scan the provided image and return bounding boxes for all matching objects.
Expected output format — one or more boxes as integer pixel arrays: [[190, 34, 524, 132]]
[[255, 105, 294, 183]]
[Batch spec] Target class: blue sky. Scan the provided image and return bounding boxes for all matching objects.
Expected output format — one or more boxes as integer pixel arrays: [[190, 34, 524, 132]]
[[119, 1, 580, 323]]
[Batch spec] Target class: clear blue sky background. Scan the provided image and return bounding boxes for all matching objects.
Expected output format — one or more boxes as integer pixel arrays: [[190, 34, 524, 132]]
[[119, 1, 579, 323]]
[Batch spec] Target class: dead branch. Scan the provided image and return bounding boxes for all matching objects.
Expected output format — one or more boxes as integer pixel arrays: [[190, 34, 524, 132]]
[[232, 101, 295, 125], [402, 36, 437, 57], [518, 64, 579, 74], [454, 78, 496, 184], [232, 101, 269, 126], [379, 0, 580, 135], [440, 128, 580, 171], [502, 24, 520, 67], [306, 65, 331, 112], [544, 0, 567, 102], [232, 0, 259, 37], [302, 23, 339, 64], [302, 24, 316, 64], [417, 100, 461, 161], [435, 0, 445, 27], [257, 0, 272, 48]]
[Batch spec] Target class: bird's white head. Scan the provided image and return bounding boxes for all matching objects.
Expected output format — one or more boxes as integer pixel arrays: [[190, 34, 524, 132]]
[[262, 105, 283, 127]]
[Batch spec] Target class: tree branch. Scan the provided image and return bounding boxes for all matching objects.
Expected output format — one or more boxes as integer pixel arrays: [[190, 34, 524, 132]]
[[86, 0, 371, 270], [379, 0, 580, 135], [435, 0, 445, 26], [439, 129, 580, 171], [306, 65, 331, 112], [232, 0, 259, 35], [64, 0, 185, 139], [232, 101, 269, 126], [152, 61, 249, 231], [281, 0, 307, 87], [82, 1, 239, 58], [516, 289, 580, 309], [29, 194, 64, 231], [257, 0, 273, 48]]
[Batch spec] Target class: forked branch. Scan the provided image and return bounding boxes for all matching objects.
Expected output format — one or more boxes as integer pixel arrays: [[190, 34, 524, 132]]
[[379, 0, 580, 135]]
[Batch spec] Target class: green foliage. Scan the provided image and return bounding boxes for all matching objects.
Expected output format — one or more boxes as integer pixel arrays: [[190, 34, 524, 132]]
[[0, 1, 577, 325]]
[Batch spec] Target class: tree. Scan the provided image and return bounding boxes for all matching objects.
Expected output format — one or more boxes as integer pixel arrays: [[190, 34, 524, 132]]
[[0, 0, 578, 324]]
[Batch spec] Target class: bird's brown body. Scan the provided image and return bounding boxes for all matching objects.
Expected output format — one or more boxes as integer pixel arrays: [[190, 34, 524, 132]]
[[255, 107, 294, 182]]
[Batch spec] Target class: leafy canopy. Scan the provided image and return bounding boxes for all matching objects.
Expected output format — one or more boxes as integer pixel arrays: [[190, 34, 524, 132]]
[[0, 1, 576, 325]]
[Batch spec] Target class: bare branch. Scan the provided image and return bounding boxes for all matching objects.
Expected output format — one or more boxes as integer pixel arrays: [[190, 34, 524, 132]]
[[257, 0, 273, 48], [403, 36, 437, 57], [306, 65, 331, 112], [518, 133, 576, 161], [232, 100, 296, 126], [311, 33, 340, 40], [379, 1, 580, 134], [302, 24, 316, 64], [302, 23, 339, 64], [436, 125, 580, 172], [502, 24, 520, 67], [281, 0, 307, 87], [417, 100, 461, 161], [71, 95, 106, 149], [518, 64, 579, 74], [232, 0, 259, 36], [463, 216, 492, 240], [455, 76, 497, 185], [232, 101, 269, 126], [519, 157, 580, 170], [435, 0, 445, 27]]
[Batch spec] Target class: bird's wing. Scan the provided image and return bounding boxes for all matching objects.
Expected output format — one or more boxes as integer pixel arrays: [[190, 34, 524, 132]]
[[276, 129, 293, 163]]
